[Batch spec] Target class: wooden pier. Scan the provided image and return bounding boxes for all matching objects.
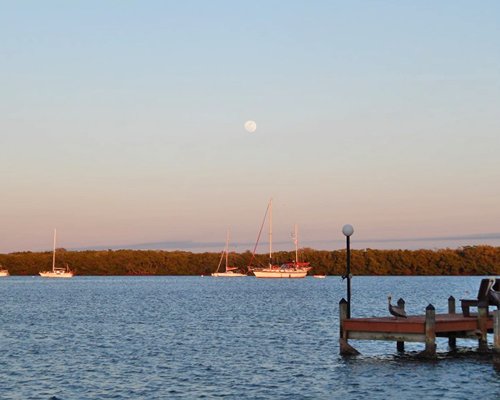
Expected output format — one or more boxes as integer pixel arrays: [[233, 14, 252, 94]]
[[339, 297, 500, 357]]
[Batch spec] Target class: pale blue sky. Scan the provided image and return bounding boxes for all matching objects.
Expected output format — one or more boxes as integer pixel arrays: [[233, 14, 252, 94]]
[[1, 1, 499, 253]]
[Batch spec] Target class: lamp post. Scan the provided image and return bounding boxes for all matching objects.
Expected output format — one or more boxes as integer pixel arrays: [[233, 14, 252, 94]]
[[342, 224, 354, 319]]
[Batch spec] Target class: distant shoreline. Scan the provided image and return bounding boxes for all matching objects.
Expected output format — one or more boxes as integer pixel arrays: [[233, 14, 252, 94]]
[[1, 245, 499, 276]]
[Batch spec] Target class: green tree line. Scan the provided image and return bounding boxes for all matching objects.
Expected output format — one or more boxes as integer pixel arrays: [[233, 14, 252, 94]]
[[0, 245, 499, 276]]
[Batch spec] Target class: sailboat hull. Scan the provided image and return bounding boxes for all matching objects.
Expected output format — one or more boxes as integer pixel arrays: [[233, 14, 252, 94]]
[[253, 269, 307, 279], [211, 272, 247, 277], [39, 271, 74, 278], [0, 270, 9, 277]]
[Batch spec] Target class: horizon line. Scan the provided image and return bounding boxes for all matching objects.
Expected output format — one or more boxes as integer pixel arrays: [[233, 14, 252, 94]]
[[8, 231, 498, 253]]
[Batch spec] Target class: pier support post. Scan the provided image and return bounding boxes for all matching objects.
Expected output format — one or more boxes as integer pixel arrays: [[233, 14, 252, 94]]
[[339, 298, 359, 356], [419, 304, 436, 358], [448, 296, 457, 349], [494, 310, 500, 352], [477, 303, 488, 352], [396, 298, 405, 352], [339, 298, 347, 338], [494, 310, 500, 369]]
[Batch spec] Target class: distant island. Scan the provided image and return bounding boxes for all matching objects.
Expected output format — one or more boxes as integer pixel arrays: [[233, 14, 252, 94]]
[[1, 245, 499, 276]]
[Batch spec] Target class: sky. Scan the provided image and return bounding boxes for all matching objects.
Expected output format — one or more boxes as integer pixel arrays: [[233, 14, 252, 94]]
[[1, 1, 499, 253]]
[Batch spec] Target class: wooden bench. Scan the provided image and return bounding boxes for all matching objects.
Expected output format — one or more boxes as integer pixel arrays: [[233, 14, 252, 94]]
[[460, 278, 500, 317]]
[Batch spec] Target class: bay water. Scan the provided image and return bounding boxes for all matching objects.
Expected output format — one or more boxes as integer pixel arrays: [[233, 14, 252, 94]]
[[1, 276, 499, 399]]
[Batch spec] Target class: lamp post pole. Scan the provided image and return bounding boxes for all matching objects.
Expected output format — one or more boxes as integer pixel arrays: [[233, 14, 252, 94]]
[[346, 234, 351, 318], [342, 224, 354, 319]]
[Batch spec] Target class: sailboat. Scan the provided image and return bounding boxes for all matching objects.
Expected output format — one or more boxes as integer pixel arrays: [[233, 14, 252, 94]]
[[211, 228, 246, 277], [0, 265, 9, 277], [250, 199, 311, 279], [39, 229, 74, 278]]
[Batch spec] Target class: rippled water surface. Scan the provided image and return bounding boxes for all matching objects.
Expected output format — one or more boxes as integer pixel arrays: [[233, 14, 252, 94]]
[[1, 276, 499, 399]]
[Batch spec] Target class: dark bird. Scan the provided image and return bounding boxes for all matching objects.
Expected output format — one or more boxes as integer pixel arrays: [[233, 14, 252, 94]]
[[487, 278, 500, 308], [388, 295, 407, 319]]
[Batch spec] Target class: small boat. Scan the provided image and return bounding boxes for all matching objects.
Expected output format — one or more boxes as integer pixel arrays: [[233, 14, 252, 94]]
[[39, 229, 74, 278], [250, 200, 311, 279], [313, 275, 326, 279], [212, 228, 246, 277], [0, 265, 9, 277]]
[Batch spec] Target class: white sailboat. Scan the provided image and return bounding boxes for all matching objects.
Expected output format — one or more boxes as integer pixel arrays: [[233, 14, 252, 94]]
[[0, 265, 9, 277], [251, 199, 311, 279], [212, 228, 246, 277], [39, 229, 74, 278]]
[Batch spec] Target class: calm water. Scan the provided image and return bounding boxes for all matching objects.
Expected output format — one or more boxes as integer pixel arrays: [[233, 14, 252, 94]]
[[1, 276, 499, 399]]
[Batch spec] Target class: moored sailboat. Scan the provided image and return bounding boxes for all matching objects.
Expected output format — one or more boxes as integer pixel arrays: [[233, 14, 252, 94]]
[[212, 228, 246, 277], [39, 229, 74, 278], [250, 200, 311, 279], [0, 265, 9, 277]]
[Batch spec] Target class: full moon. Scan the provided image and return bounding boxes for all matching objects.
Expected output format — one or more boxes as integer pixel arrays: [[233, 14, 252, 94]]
[[244, 120, 257, 133]]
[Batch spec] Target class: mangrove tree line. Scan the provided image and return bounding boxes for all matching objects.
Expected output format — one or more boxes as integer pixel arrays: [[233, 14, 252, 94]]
[[0, 245, 499, 276]]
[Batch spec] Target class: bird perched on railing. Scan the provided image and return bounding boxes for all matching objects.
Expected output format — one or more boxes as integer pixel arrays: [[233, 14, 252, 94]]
[[388, 295, 407, 319], [488, 278, 500, 308]]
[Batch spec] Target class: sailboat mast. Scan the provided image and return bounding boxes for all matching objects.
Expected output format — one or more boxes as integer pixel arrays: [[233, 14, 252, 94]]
[[225, 227, 229, 271], [269, 198, 273, 267], [294, 224, 299, 264], [52, 228, 57, 272]]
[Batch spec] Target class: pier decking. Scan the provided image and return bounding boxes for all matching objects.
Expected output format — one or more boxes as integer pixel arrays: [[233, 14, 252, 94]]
[[343, 313, 493, 340]]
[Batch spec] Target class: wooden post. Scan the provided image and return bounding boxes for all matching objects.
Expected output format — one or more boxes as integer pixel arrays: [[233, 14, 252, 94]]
[[494, 309, 500, 352], [420, 304, 436, 358], [494, 310, 500, 369], [339, 298, 347, 339], [396, 298, 405, 352], [448, 296, 456, 314], [477, 303, 488, 352], [448, 296, 456, 349], [339, 298, 359, 356]]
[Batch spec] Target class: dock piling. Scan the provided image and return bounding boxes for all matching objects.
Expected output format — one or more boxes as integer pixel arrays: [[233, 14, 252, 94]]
[[494, 310, 500, 352], [339, 298, 347, 338], [339, 298, 360, 356], [396, 298, 405, 352], [448, 296, 457, 349], [494, 310, 500, 369], [477, 304, 488, 352], [420, 304, 436, 358]]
